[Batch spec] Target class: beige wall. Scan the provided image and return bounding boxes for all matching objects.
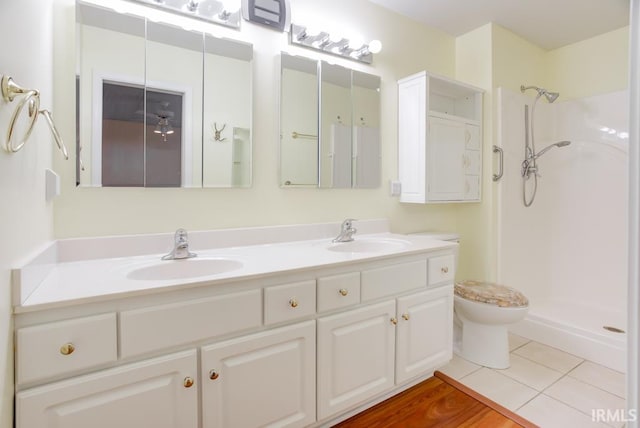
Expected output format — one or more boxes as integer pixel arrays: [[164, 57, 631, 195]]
[[0, 1, 630, 425], [0, 2, 56, 427], [546, 26, 629, 100], [54, 0, 462, 242]]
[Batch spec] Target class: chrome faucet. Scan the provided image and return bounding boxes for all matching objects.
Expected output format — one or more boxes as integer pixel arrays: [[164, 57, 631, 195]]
[[332, 219, 357, 243], [162, 228, 197, 260]]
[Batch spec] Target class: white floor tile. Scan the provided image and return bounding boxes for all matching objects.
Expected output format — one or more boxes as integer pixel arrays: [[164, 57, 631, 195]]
[[437, 354, 481, 380], [513, 341, 583, 373], [569, 361, 626, 398], [517, 394, 612, 428], [545, 377, 626, 428], [497, 354, 564, 391], [458, 367, 538, 411], [508, 332, 530, 351]]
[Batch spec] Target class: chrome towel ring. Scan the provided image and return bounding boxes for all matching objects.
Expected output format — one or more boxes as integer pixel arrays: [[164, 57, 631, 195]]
[[1, 75, 68, 159]]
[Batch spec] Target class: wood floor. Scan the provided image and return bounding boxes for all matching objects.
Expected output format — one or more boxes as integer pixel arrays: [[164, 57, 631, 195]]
[[333, 371, 538, 428]]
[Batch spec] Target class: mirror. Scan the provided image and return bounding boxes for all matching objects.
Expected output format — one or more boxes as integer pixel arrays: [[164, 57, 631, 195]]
[[279, 54, 318, 187], [320, 62, 352, 188], [76, 1, 253, 188], [279, 53, 381, 188]]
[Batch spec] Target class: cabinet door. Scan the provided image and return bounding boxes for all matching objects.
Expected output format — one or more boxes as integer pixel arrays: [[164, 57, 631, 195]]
[[396, 286, 453, 384], [16, 350, 198, 428], [427, 116, 466, 201], [317, 300, 396, 420], [202, 321, 316, 428]]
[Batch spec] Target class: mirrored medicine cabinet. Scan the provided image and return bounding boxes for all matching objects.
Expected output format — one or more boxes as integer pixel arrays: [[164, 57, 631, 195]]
[[280, 53, 381, 189], [76, 1, 253, 188]]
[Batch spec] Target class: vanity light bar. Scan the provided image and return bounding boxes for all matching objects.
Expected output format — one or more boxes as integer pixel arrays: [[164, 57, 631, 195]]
[[290, 24, 381, 64], [128, 0, 241, 29]]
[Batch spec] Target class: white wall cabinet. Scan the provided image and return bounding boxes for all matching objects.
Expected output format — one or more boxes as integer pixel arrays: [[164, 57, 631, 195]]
[[398, 71, 483, 203], [201, 321, 316, 428], [16, 350, 198, 428]]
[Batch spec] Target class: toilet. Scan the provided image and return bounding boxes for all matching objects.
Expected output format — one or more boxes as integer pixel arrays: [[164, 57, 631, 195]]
[[411, 232, 529, 369], [453, 280, 529, 369]]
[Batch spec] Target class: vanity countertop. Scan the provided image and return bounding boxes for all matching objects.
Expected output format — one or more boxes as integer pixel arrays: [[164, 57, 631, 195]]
[[13, 220, 457, 313]]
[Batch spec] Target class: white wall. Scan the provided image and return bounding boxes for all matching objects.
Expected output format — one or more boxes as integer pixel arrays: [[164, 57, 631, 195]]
[[0, 2, 56, 426]]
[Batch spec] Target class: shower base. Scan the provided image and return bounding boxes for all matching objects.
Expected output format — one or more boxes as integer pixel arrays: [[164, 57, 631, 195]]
[[509, 299, 626, 372]]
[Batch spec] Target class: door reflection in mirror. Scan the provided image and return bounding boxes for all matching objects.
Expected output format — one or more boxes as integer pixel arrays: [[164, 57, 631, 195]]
[[76, 1, 253, 188]]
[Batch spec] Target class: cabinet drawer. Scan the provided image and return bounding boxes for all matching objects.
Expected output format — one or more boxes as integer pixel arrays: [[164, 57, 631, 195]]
[[120, 289, 262, 358], [317, 272, 360, 312], [428, 255, 455, 285], [264, 280, 316, 325], [361, 260, 427, 301], [16, 313, 117, 385]]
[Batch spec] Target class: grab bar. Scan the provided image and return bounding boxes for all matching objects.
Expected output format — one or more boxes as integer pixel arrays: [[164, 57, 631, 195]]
[[493, 145, 504, 182], [1, 75, 69, 159], [291, 131, 317, 140]]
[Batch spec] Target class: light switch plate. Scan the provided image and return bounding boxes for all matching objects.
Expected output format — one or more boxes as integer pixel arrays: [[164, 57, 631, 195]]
[[390, 180, 401, 196]]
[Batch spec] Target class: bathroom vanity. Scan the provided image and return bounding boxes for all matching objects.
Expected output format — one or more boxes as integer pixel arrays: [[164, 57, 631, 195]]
[[12, 220, 456, 428]]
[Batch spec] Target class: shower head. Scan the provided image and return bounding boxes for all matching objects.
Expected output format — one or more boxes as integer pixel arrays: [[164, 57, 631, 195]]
[[532, 140, 571, 160], [520, 85, 560, 103]]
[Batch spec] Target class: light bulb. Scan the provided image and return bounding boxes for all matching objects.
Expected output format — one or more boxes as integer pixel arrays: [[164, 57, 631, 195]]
[[368, 39, 382, 54]]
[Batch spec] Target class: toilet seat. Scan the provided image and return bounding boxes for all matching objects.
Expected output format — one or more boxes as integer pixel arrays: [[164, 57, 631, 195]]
[[455, 280, 528, 308]]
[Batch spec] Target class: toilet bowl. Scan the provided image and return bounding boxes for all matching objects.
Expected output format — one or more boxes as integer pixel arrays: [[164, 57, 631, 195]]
[[453, 280, 529, 369], [410, 232, 529, 369]]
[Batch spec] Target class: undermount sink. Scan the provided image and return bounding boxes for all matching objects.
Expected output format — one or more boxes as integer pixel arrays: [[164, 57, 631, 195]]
[[126, 257, 243, 281], [327, 238, 412, 253]]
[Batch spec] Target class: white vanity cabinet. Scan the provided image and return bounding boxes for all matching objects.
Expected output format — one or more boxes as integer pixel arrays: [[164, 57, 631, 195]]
[[317, 259, 454, 420], [201, 321, 316, 428], [395, 286, 453, 384], [16, 349, 198, 428], [398, 71, 483, 203], [317, 300, 397, 419], [14, 235, 457, 428]]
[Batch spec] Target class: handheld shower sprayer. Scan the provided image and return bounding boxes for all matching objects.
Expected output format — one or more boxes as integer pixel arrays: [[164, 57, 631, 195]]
[[520, 84, 570, 207], [532, 140, 571, 161]]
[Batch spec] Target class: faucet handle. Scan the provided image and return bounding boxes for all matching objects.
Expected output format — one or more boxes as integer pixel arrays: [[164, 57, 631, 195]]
[[341, 218, 357, 229], [175, 228, 188, 242]]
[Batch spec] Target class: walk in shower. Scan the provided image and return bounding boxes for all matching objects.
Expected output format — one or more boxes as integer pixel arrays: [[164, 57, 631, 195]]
[[497, 87, 628, 371]]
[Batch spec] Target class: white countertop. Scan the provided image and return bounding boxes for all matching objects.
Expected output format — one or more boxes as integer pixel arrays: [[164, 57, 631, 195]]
[[13, 221, 457, 313]]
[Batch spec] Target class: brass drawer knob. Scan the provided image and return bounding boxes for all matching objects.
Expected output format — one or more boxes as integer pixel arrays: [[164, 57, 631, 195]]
[[339, 288, 348, 297], [60, 343, 75, 356], [289, 299, 298, 308], [441, 266, 449, 274], [402, 313, 410, 321], [184, 377, 194, 388], [390, 317, 398, 325], [209, 370, 220, 380]]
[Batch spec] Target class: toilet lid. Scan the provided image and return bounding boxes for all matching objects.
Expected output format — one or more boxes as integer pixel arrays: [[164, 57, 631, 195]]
[[454, 280, 529, 308]]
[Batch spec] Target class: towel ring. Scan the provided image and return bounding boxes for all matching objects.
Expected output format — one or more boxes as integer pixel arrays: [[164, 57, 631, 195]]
[[1, 75, 69, 159]]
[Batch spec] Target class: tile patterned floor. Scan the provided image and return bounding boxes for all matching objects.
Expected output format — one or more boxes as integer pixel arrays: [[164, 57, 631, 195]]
[[438, 334, 627, 428]]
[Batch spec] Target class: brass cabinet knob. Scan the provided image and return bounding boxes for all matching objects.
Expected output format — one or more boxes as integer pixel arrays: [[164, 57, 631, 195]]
[[289, 299, 298, 308], [60, 343, 75, 356], [390, 317, 398, 325], [402, 313, 410, 321], [209, 370, 219, 380], [339, 289, 348, 297], [441, 266, 449, 274], [183, 377, 194, 388]]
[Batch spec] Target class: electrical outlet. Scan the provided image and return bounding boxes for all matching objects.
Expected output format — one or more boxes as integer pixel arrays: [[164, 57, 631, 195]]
[[390, 180, 401, 196]]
